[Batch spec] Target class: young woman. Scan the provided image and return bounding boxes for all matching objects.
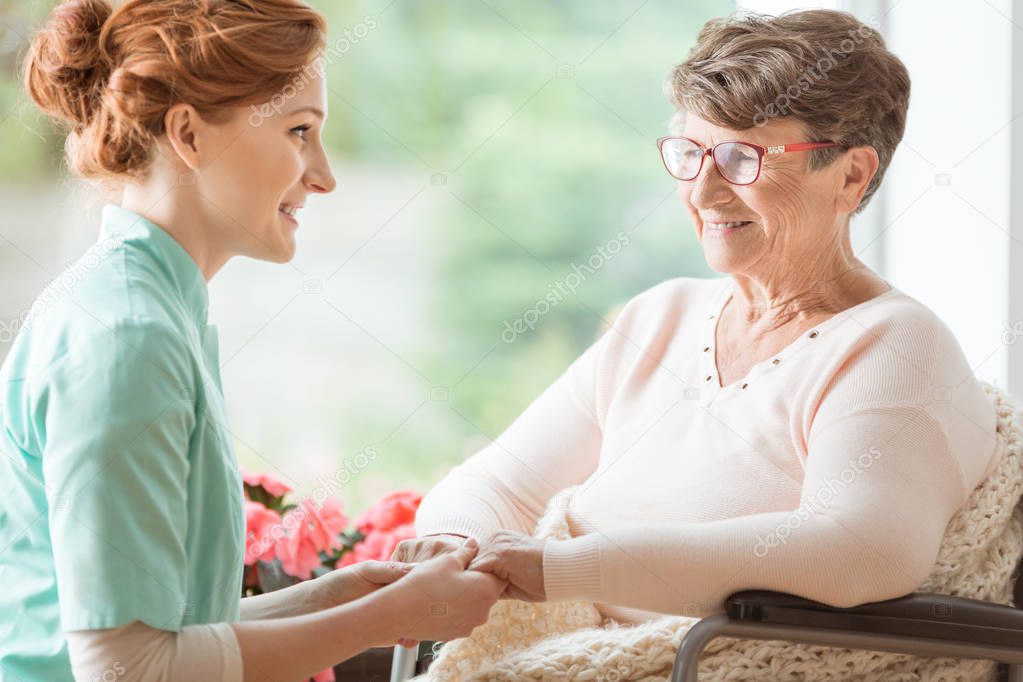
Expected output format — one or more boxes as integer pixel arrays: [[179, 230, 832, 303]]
[[0, 1, 504, 679]]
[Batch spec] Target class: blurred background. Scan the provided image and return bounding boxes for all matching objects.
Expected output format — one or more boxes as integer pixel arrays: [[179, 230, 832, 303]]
[[0, 0, 728, 513], [1, 0, 1020, 516]]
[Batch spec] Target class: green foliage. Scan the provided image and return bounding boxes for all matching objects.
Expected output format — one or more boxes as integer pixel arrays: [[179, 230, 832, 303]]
[[306, 0, 725, 482]]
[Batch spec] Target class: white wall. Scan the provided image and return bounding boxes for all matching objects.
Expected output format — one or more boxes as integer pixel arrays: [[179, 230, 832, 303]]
[[1010, 0, 1023, 396], [877, 0, 1013, 390]]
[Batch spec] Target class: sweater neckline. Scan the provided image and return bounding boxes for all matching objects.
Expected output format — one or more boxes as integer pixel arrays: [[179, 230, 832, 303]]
[[698, 278, 901, 402]]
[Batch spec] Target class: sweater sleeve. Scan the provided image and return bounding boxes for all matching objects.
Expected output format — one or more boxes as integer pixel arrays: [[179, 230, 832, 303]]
[[543, 307, 990, 616], [414, 327, 614, 540], [543, 403, 963, 615], [66, 620, 242, 682]]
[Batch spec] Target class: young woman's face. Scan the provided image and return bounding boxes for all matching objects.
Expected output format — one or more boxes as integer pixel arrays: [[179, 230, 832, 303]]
[[200, 67, 336, 264]]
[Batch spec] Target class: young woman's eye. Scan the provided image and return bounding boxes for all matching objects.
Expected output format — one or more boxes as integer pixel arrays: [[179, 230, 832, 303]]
[[291, 125, 311, 140]]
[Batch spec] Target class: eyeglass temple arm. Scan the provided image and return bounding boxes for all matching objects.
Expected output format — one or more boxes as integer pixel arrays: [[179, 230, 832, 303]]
[[766, 142, 844, 155]]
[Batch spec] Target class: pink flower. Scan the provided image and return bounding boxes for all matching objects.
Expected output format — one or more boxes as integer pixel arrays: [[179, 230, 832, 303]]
[[299, 498, 349, 553], [239, 466, 292, 498], [276, 534, 322, 581], [276, 498, 350, 580], [244, 501, 283, 566], [337, 522, 416, 568], [354, 490, 422, 534], [337, 549, 359, 568], [312, 668, 335, 682], [337, 531, 393, 567], [391, 521, 416, 539]]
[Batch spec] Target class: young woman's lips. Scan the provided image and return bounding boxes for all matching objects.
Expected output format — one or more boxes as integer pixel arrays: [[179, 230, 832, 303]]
[[279, 207, 299, 227]]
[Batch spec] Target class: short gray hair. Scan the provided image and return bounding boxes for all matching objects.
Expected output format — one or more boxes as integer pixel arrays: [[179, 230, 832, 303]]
[[665, 9, 910, 214]]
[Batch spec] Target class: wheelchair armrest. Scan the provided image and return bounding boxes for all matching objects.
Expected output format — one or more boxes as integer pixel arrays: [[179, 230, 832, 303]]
[[724, 590, 1023, 647], [415, 641, 441, 674]]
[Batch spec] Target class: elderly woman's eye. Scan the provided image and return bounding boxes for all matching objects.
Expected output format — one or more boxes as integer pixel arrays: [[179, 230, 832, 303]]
[[727, 146, 756, 163], [721, 144, 757, 165]]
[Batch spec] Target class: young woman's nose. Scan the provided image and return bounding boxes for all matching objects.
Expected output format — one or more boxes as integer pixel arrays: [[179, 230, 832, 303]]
[[307, 176, 335, 193], [306, 168, 336, 194], [305, 148, 336, 194]]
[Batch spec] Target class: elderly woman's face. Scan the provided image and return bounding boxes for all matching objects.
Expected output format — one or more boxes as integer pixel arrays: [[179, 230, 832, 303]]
[[677, 114, 847, 276]]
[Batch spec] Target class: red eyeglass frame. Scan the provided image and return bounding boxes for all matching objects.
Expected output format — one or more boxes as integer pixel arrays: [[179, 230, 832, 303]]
[[656, 135, 845, 186]]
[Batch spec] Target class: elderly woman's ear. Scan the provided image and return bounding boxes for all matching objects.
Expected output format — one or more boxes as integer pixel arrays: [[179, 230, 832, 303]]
[[835, 145, 880, 214]]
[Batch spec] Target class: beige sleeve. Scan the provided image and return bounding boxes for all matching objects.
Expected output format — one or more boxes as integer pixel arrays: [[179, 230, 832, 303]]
[[414, 329, 609, 540], [543, 403, 967, 615], [413, 282, 684, 542], [66, 620, 242, 682]]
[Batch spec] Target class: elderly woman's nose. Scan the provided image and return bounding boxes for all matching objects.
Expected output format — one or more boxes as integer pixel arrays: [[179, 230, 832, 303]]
[[688, 154, 733, 208]]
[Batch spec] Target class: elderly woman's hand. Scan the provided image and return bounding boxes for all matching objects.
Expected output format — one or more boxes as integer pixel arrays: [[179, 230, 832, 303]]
[[391, 532, 467, 564], [468, 530, 547, 602]]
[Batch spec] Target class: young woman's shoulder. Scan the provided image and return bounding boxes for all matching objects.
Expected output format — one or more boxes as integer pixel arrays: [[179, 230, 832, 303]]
[[3, 245, 194, 385]]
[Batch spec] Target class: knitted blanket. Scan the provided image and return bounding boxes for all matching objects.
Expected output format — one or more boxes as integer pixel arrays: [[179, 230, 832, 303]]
[[418, 383, 1023, 681]]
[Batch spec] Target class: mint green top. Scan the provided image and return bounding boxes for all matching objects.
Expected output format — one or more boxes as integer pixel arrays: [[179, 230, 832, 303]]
[[0, 204, 245, 681]]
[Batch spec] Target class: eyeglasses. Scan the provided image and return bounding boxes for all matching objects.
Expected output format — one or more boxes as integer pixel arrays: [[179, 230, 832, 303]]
[[656, 136, 844, 186]]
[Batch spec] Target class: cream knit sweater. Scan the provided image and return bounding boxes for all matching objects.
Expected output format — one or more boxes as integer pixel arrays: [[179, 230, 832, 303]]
[[413, 276, 1018, 680], [418, 382, 1022, 681], [417, 277, 1003, 622]]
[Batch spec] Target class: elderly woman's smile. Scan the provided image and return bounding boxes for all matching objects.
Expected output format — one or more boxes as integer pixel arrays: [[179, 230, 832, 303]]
[[702, 220, 753, 235]]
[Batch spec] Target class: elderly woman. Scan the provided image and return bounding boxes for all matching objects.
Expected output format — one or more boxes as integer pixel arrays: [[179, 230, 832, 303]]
[[395, 8, 1004, 625]]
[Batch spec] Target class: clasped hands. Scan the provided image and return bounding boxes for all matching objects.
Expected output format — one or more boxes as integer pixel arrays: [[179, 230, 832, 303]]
[[312, 530, 546, 647], [381, 531, 546, 646], [391, 530, 548, 603]]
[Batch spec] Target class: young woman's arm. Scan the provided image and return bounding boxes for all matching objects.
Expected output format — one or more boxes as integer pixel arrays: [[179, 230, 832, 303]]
[[67, 540, 504, 682], [67, 589, 399, 682], [238, 580, 321, 622], [238, 560, 412, 621]]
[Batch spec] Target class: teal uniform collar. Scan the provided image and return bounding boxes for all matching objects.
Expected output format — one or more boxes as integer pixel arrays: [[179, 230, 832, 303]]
[[99, 203, 210, 327]]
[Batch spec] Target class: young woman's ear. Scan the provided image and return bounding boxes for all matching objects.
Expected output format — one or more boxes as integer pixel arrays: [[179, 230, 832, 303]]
[[162, 103, 205, 172]]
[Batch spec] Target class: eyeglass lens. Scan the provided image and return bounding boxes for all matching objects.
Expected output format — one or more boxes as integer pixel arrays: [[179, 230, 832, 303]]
[[661, 138, 761, 185]]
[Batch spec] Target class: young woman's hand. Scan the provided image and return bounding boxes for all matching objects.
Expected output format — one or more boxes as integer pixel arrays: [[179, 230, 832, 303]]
[[390, 532, 467, 564], [395, 538, 506, 643], [314, 560, 414, 609]]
